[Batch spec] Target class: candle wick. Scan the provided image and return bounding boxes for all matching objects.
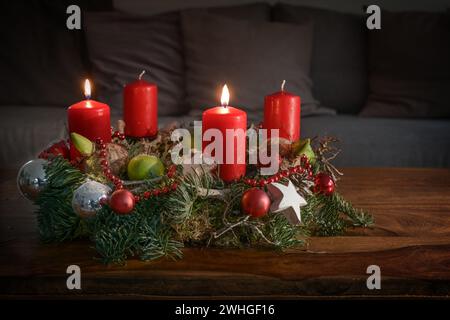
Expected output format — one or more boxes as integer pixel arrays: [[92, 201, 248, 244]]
[[281, 80, 286, 92], [139, 70, 146, 80]]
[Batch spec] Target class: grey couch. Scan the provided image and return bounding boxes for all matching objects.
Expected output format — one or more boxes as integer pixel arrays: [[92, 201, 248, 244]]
[[1, 1, 449, 170], [3, 106, 449, 169]]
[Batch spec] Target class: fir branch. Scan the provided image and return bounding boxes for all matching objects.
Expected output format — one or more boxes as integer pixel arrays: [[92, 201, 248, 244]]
[[301, 192, 373, 236], [332, 193, 374, 227], [35, 157, 86, 242], [90, 207, 140, 264], [262, 213, 305, 248], [138, 216, 183, 261], [163, 182, 195, 223], [90, 200, 183, 264], [164, 169, 218, 224]]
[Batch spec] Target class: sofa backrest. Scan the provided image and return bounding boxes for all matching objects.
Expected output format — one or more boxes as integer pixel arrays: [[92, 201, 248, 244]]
[[1, 1, 447, 116], [115, 0, 449, 15], [273, 4, 368, 114]]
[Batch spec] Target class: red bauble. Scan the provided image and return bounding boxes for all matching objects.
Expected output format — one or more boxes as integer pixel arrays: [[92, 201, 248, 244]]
[[38, 140, 70, 159], [314, 172, 335, 195], [109, 189, 135, 215], [241, 188, 271, 218]]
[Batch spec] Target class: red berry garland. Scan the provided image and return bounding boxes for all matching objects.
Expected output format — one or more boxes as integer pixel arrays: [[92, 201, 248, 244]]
[[242, 155, 315, 187], [111, 130, 126, 141], [96, 138, 124, 190]]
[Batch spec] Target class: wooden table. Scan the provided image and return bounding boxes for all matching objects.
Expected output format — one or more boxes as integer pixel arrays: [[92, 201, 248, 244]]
[[1, 168, 450, 299]]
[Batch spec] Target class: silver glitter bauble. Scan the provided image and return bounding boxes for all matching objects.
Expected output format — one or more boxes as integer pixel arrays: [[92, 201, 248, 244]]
[[72, 180, 112, 217], [17, 159, 48, 201]]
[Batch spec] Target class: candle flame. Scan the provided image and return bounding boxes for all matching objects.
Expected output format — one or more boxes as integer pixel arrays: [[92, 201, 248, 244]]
[[221, 84, 230, 106], [84, 79, 91, 99]]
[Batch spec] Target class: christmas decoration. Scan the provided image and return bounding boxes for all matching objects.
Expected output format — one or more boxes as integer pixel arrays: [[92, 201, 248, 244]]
[[17, 159, 48, 200], [109, 189, 135, 215], [19, 125, 373, 265], [263, 137, 292, 157], [67, 79, 111, 161], [293, 138, 315, 163], [106, 143, 128, 176], [267, 180, 307, 225], [202, 84, 247, 182], [314, 137, 343, 182], [241, 188, 271, 217], [123, 70, 158, 138], [182, 159, 217, 176], [72, 180, 112, 217], [314, 172, 335, 195], [70, 132, 94, 156], [127, 154, 165, 180], [38, 140, 69, 160]]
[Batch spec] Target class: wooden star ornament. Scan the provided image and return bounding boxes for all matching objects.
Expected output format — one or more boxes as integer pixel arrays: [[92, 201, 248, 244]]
[[267, 180, 307, 225]]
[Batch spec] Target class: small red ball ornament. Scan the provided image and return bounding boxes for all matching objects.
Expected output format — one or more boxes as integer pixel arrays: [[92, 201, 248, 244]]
[[314, 172, 335, 195], [241, 188, 271, 218], [38, 140, 70, 160], [109, 189, 135, 215]]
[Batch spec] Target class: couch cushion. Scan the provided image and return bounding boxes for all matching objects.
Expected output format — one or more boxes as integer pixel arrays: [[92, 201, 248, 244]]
[[360, 11, 450, 118], [0, 106, 67, 168], [181, 11, 334, 116], [0, 0, 112, 107], [273, 3, 368, 114], [200, 2, 271, 20], [84, 11, 185, 117], [302, 115, 450, 167], [84, 3, 271, 117]]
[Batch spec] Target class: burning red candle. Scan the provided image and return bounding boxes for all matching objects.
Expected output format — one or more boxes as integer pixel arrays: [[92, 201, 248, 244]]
[[263, 80, 300, 142], [123, 70, 158, 138], [202, 85, 247, 182], [68, 79, 111, 159]]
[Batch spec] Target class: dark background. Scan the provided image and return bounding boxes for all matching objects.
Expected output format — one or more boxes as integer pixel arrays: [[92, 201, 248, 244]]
[[117, 0, 448, 14]]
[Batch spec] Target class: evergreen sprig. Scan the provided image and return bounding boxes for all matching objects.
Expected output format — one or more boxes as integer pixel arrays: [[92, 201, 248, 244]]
[[301, 193, 373, 236], [35, 157, 86, 242]]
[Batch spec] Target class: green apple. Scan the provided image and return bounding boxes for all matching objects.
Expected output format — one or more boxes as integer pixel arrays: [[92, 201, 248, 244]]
[[292, 138, 316, 164], [127, 154, 165, 180], [70, 132, 93, 156]]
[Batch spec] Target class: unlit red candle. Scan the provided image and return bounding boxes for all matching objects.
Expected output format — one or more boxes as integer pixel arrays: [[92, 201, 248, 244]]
[[263, 80, 300, 142], [123, 71, 158, 138]]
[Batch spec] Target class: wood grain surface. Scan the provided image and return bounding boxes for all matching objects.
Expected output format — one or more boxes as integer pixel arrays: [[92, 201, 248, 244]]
[[1, 168, 450, 299]]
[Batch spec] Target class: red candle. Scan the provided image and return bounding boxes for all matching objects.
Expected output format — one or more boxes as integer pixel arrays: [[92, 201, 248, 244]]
[[202, 85, 247, 182], [263, 80, 300, 142], [123, 70, 158, 138], [68, 79, 111, 159]]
